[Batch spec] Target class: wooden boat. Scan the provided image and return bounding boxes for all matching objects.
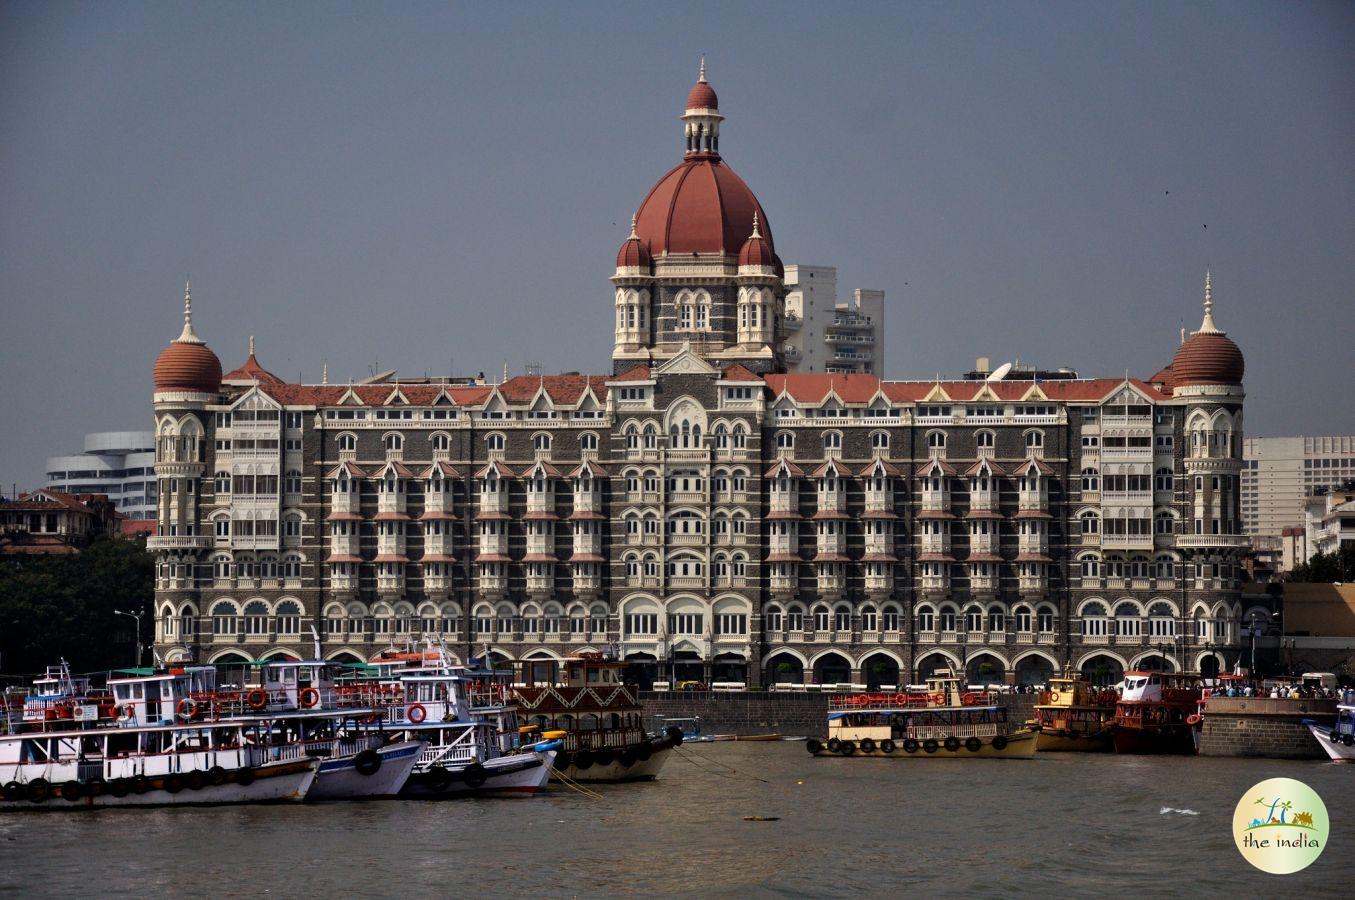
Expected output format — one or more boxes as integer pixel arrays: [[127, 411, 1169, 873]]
[[1110, 671, 1203, 755], [1027, 670, 1116, 752], [514, 654, 681, 783], [807, 669, 1037, 759]]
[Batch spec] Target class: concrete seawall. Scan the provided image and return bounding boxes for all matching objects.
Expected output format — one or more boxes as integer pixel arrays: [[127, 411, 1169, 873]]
[[1198, 697, 1336, 759], [640, 691, 1041, 737]]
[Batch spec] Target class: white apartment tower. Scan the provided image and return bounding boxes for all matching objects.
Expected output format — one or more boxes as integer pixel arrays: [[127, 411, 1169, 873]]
[[782, 265, 885, 375], [1241, 435, 1355, 551]]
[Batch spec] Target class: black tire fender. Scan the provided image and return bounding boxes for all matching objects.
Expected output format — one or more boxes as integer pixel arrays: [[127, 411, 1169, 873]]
[[965, 737, 983, 753]]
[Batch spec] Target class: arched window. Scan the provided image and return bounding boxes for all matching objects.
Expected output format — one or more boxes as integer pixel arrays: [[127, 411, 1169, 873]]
[[731, 424, 747, 449], [284, 470, 302, 494], [533, 433, 551, 452], [1081, 601, 1108, 636], [431, 433, 450, 452], [580, 432, 598, 452], [338, 433, 356, 453], [1081, 468, 1099, 492], [871, 431, 889, 450], [927, 430, 946, 451], [975, 430, 995, 450], [1025, 430, 1044, 450], [242, 600, 270, 635], [211, 601, 237, 635], [712, 424, 728, 450], [1080, 511, 1100, 534], [1115, 602, 1141, 636], [1148, 601, 1175, 637], [486, 433, 505, 452], [1079, 553, 1101, 578], [822, 431, 842, 452], [276, 600, 301, 636], [776, 431, 794, 450], [384, 433, 403, 452]]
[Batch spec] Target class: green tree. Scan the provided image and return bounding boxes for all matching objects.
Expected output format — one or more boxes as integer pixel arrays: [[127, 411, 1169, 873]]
[[0, 537, 154, 677], [1288, 545, 1355, 583]]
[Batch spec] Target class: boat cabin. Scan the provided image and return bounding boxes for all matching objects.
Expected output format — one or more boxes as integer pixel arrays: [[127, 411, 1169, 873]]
[[1119, 671, 1201, 704], [108, 667, 218, 727], [258, 660, 341, 711]]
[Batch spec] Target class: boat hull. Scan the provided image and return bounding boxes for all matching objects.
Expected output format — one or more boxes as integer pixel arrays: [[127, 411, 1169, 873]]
[[1034, 726, 1114, 753], [307, 740, 425, 800], [1111, 723, 1198, 755], [402, 750, 556, 798], [0, 758, 317, 809], [1306, 723, 1355, 762], [554, 741, 674, 783], [810, 729, 1037, 759]]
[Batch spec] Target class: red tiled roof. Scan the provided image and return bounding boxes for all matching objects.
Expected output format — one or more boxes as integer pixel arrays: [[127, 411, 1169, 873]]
[[765, 552, 801, 562], [720, 363, 762, 382], [373, 511, 410, 522], [496, 374, 610, 404], [916, 552, 954, 562], [326, 511, 363, 522], [419, 553, 457, 563], [609, 365, 653, 382], [476, 553, 512, 563], [223, 352, 283, 386], [327, 553, 364, 564], [417, 509, 458, 520], [765, 460, 804, 478], [1013, 509, 1053, 520], [421, 462, 460, 478], [475, 461, 517, 479], [373, 554, 407, 563], [569, 553, 607, 563], [859, 459, 903, 477], [766, 510, 802, 520], [523, 511, 559, 521], [764, 372, 882, 404], [915, 509, 955, 520], [521, 553, 557, 563], [474, 511, 512, 521], [326, 462, 367, 479], [963, 460, 1007, 477], [633, 156, 771, 257], [965, 509, 1004, 520]]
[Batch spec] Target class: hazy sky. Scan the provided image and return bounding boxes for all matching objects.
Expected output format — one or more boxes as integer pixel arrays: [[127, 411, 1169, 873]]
[[2, 2, 1352, 488]]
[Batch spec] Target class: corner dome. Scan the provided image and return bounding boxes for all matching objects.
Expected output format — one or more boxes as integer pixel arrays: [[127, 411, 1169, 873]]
[[153, 285, 221, 394], [737, 213, 776, 269], [1169, 272, 1244, 388], [686, 81, 718, 111], [615, 217, 653, 272]]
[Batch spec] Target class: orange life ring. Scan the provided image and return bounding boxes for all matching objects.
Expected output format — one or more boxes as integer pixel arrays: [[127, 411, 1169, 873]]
[[176, 697, 197, 719], [245, 689, 268, 711], [1048, 691, 1061, 702], [1187, 713, 1202, 726], [121, 703, 136, 720], [407, 703, 428, 724], [962, 692, 978, 705], [298, 687, 320, 709], [893, 693, 909, 706], [931, 692, 945, 705]]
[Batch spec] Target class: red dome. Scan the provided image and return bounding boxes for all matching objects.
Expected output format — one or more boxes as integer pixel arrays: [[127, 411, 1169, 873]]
[[686, 80, 718, 110], [154, 340, 222, 393], [738, 223, 776, 269], [1170, 332, 1244, 386], [633, 157, 773, 258], [616, 234, 652, 271], [224, 351, 283, 386]]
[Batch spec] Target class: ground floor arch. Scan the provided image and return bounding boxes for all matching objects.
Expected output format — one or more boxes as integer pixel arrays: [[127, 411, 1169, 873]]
[[965, 650, 1008, 686], [1195, 650, 1226, 678], [712, 652, 747, 685], [1013, 650, 1059, 686], [812, 650, 853, 686], [1129, 651, 1177, 673], [914, 649, 961, 682], [764, 649, 806, 686], [860, 651, 902, 690], [1078, 652, 1127, 686], [325, 649, 365, 664], [624, 652, 659, 689]]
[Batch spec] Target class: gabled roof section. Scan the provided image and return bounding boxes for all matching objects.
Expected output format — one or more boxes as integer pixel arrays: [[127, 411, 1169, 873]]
[[326, 460, 367, 479], [569, 459, 609, 479], [421, 461, 460, 479], [1015, 457, 1056, 476], [474, 459, 516, 479], [655, 342, 719, 376], [383, 387, 410, 406], [918, 457, 958, 477], [375, 460, 415, 479], [1018, 383, 1049, 402], [809, 459, 845, 479], [498, 374, 611, 405], [522, 459, 563, 479], [859, 458, 903, 477], [969, 383, 1002, 402], [764, 458, 804, 478], [921, 382, 952, 403], [963, 459, 1007, 477], [336, 386, 367, 406]]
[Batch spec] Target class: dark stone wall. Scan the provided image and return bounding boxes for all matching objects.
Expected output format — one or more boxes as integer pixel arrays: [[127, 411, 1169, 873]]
[[1198, 697, 1336, 759]]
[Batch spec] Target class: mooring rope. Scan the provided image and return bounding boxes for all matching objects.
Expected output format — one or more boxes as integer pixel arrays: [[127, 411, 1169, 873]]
[[673, 746, 770, 784]]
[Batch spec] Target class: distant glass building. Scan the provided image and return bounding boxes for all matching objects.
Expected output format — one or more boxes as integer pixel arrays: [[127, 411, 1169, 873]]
[[45, 431, 157, 520]]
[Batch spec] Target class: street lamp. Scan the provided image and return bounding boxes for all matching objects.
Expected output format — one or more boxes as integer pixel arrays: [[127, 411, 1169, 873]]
[[1249, 611, 1262, 675], [114, 609, 143, 669]]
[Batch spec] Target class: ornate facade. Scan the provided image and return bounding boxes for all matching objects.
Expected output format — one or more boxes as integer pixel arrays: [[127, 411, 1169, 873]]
[[150, 69, 1248, 688]]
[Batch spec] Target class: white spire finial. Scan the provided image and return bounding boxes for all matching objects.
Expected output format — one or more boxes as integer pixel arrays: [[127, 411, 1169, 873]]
[[249, 335, 256, 357], [628, 214, 638, 239], [503, 361, 509, 384], [750, 210, 761, 239], [1197, 269, 1220, 334], [698, 55, 707, 83], [176, 279, 202, 343], [1180, 326, 1187, 345], [322, 363, 329, 385]]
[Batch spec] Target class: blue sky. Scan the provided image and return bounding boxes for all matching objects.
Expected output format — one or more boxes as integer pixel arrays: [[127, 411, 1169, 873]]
[[1, 1, 1352, 486]]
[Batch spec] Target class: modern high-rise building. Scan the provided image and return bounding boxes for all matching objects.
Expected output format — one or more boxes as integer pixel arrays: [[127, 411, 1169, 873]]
[[44, 431, 158, 520], [1240, 436, 1355, 552], [781, 265, 885, 375], [146, 67, 1249, 686]]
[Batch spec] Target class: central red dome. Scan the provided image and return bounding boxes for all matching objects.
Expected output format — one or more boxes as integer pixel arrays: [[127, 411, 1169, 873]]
[[632, 158, 773, 258]]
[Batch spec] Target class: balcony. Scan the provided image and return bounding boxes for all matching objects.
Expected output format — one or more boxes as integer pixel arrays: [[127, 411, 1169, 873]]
[[865, 574, 893, 594], [816, 572, 845, 596], [330, 491, 358, 515], [377, 492, 407, 516], [424, 574, 452, 592], [147, 535, 213, 551], [1176, 534, 1249, 549], [669, 490, 706, 504], [670, 533, 705, 547], [572, 492, 602, 517], [526, 574, 553, 594], [666, 449, 708, 464], [770, 575, 795, 594], [668, 575, 705, 590], [574, 572, 601, 593], [377, 573, 405, 594], [1019, 575, 1047, 595]]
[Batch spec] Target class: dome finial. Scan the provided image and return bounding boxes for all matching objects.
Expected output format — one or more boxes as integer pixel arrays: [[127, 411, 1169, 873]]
[[698, 55, 707, 83], [249, 334, 256, 357], [750, 210, 761, 240], [322, 362, 329, 384], [1197, 269, 1220, 334], [628, 214, 638, 239], [177, 279, 202, 343]]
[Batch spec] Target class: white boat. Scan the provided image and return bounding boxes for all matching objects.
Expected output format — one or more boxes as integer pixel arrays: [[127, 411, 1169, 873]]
[[0, 664, 318, 808], [1305, 689, 1355, 762], [308, 739, 426, 800], [355, 653, 557, 798]]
